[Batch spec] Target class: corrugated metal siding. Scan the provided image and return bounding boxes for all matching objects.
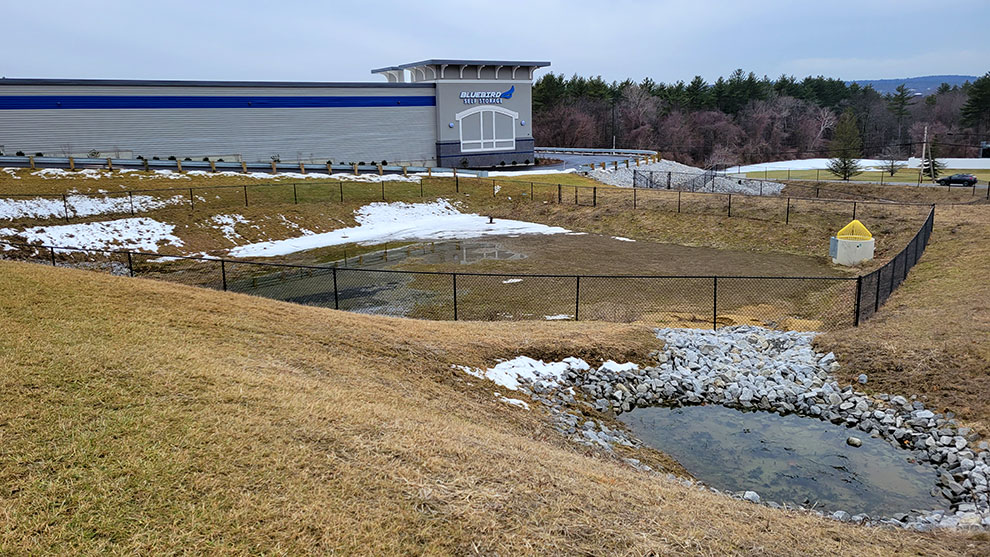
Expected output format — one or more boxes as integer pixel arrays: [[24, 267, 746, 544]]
[[0, 85, 438, 165]]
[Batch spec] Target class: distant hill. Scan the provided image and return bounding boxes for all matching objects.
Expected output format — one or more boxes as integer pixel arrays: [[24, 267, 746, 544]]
[[848, 75, 977, 96]]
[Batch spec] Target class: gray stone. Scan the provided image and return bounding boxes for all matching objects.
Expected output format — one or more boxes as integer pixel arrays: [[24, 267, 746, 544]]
[[832, 510, 851, 522], [846, 436, 863, 447], [743, 491, 760, 503]]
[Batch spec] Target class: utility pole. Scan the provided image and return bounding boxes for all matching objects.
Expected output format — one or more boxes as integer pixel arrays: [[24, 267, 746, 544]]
[[917, 125, 928, 186]]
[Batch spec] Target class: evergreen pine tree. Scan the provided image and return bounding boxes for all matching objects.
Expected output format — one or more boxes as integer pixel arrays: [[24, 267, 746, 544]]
[[961, 72, 990, 137], [886, 84, 914, 142], [827, 109, 863, 180]]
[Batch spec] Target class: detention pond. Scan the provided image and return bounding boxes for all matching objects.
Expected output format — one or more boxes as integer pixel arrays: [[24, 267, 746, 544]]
[[217, 234, 854, 324], [619, 405, 948, 517]]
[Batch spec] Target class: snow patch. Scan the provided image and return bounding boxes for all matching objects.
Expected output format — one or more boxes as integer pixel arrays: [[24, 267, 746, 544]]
[[0, 193, 186, 220], [502, 278, 523, 284], [544, 314, 573, 321], [210, 214, 250, 243], [612, 236, 635, 242], [228, 199, 569, 258], [0, 217, 183, 252]]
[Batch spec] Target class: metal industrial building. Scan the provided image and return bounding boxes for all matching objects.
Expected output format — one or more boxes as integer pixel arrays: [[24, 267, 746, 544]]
[[0, 59, 549, 169]]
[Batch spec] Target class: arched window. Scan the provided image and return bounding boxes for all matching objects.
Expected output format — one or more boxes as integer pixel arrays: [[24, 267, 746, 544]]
[[455, 105, 518, 152]]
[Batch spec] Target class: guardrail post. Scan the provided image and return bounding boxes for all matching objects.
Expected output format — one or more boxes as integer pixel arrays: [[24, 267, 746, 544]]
[[853, 275, 862, 326], [574, 276, 580, 321], [242, 161, 248, 173], [210, 160, 217, 173], [29, 155, 35, 170], [176, 159, 182, 173], [142, 158, 149, 172], [271, 161, 277, 174], [333, 267, 339, 310], [712, 276, 718, 330], [69, 157, 75, 171], [452, 273, 458, 321], [352, 163, 358, 176], [107, 157, 113, 171], [62, 194, 70, 222]]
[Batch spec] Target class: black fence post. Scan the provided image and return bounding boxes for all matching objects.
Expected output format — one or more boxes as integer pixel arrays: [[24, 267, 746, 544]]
[[127, 251, 134, 277], [381, 181, 386, 201], [712, 276, 718, 330], [667, 172, 671, 189], [189, 187, 195, 211], [874, 269, 882, 312], [49, 246, 56, 266], [816, 187, 820, 198], [530, 182, 534, 200], [633, 187, 637, 209], [452, 273, 458, 321], [759, 181, 763, 196], [574, 186, 578, 205], [221, 260, 227, 291], [128, 191, 135, 216], [62, 194, 70, 222], [677, 190, 681, 213], [332, 267, 339, 310], [557, 184, 562, 203], [455, 173, 459, 193], [593, 187, 597, 207], [293, 183, 298, 204], [785, 197, 791, 224], [727, 193, 732, 217], [574, 276, 580, 321], [339, 181, 344, 202], [492, 179, 496, 198], [243, 185, 248, 207], [853, 275, 862, 326], [420, 181, 424, 197]]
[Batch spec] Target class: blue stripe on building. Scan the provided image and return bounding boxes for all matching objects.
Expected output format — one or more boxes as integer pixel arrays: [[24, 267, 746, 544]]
[[0, 96, 436, 110]]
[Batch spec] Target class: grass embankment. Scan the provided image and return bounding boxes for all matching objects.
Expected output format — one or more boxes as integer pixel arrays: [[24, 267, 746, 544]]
[[783, 181, 989, 205], [0, 261, 983, 555], [746, 168, 990, 184], [818, 203, 990, 436]]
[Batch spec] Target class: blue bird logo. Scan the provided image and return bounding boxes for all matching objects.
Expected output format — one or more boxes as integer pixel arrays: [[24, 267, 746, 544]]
[[500, 86, 515, 99]]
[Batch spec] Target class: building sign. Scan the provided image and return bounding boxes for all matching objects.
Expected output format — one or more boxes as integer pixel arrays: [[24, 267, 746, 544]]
[[459, 85, 514, 105]]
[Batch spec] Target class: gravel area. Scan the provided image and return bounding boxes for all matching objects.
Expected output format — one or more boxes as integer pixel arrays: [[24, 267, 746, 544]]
[[586, 160, 785, 195]]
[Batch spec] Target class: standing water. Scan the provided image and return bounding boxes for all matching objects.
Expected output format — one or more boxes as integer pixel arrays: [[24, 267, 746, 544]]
[[620, 405, 948, 517]]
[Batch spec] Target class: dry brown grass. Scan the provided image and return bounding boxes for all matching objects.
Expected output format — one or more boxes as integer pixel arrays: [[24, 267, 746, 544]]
[[819, 203, 990, 436], [0, 261, 985, 555]]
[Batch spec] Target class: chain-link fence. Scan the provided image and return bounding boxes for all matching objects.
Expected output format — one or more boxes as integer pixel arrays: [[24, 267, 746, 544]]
[[2, 239, 874, 330], [853, 206, 934, 324]]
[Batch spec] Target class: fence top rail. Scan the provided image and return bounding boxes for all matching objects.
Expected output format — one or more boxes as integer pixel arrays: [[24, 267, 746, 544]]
[[1, 240, 856, 281]]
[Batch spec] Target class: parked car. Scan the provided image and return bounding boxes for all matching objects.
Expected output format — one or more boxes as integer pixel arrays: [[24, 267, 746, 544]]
[[936, 173, 979, 187]]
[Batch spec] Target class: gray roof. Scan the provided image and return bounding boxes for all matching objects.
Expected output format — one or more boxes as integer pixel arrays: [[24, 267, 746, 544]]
[[0, 77, 433, 88], [371, 59, 551, 73]]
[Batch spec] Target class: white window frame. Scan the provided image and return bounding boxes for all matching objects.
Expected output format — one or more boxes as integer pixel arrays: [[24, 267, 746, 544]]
[[455, 105, 518, 152]]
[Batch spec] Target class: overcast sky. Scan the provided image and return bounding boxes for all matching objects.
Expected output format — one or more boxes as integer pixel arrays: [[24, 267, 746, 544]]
[[2, 0, 987, 84]]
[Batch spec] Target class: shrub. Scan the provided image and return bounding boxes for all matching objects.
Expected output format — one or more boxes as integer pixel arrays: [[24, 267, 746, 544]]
[[381, 160, 388, 166], [16, 151, 25, 157], [167, 156, 176, 161]]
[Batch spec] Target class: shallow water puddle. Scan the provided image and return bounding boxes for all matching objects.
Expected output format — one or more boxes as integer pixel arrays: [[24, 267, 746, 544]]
[[620, 405, 948, 517]]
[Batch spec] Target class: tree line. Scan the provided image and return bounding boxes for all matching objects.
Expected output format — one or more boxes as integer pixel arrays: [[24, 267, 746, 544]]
[[533, 69, 990, 167]]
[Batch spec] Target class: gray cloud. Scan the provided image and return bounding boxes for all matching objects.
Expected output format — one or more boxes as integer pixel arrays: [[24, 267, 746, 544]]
[[1, 0, 986, 83]]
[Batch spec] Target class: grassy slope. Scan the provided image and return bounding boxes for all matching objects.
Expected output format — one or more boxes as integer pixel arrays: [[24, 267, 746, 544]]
[[746, 168, 990, 184], [1, 261, 983, 555], [819, 203, 990, 435]]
